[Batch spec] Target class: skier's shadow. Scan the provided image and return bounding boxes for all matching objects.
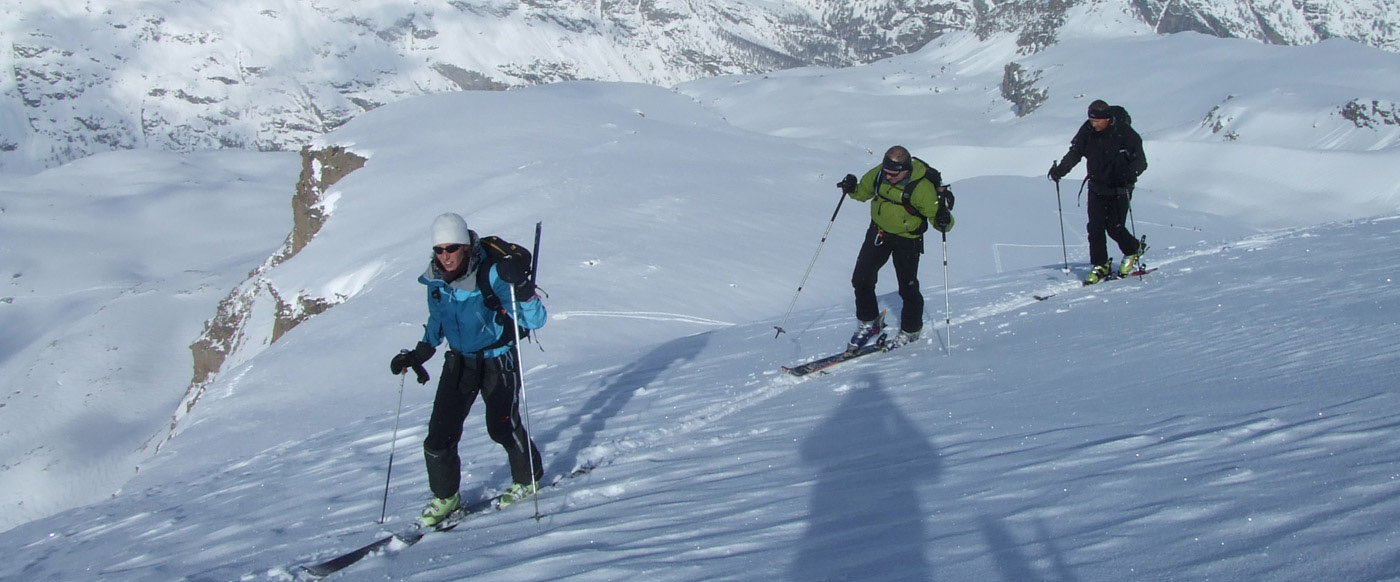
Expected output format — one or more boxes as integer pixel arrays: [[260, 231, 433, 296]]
[[540, 332, 710, 476], [789, 372, 941, 582]]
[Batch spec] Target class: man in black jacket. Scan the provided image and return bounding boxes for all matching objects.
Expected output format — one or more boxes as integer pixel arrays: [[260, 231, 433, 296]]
[[1048, 100, 1149, 284]]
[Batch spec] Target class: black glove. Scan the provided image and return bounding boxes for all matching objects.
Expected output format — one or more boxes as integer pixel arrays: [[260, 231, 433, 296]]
[[390, 342, 435, 384], [933, 207, 953, 233], [495, 254, 536, 299], [837, 174, 858, 195], [937, 185, 955, 211], [1047, 161, 1063, 183]]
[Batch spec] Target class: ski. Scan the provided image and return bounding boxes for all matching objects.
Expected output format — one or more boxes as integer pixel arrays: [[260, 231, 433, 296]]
[[783, 334, 888, 377], [1081, 267, 1157, 287], [1034, 267, 1156, 301], [299, 464, 596, 578]]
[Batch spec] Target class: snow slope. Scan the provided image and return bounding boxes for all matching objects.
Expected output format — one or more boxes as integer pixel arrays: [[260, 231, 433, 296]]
[[2, 23, 1400, 582], [5, 213, 1400, 582], [0, 150, 298, 531]]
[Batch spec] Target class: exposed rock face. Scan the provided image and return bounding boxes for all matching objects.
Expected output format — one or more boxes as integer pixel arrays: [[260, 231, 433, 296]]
[[281, 146, 366, 263], [1341, 99, 1400, 128], [1001, 61, 1049, 117], [172, 145, 365, 442]]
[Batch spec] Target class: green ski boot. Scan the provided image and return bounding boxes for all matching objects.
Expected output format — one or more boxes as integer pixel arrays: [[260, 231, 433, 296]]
[[1120, 239, 1148, 276], [1120, 240, 1142, 277], [1119, 254, 1140, 276], [497, 481, 537, 509], [416, 492, 460, 528], [1084, 263, 1112, 285]]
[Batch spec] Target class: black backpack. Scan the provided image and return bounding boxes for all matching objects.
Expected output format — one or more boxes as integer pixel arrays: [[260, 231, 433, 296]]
[[474, 235, 534, 351], [1106, 104, 1147, 181], [1108, 104, 1132, 128]]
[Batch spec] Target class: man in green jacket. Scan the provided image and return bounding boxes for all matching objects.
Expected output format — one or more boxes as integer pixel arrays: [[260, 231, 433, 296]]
[[838, 145, 954, 353]]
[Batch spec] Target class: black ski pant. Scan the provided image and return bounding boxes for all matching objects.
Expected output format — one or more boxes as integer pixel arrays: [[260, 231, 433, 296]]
[[1086, 186, 1141, 268], [851, 223, 924, 334], [422, 349, 542, 500]]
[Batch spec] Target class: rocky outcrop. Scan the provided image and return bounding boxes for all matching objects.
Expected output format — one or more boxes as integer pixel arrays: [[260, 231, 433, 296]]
[[280, 146, 366, 263], [166, 145, 364, 445], [1001, 62, 1049, 117], [1341, 98, 1400, 128]]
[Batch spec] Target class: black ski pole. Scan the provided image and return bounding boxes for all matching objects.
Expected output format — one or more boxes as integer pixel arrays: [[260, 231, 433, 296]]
[[511, 221, 543, 521], [507, 284, 542, 522], [529, 221, 542, 288], [774, 189, 848, 338], [940, 230, 952, 354], [1126, 186, 1138, 238], [379, 372, 407, 524], [1053, 171, 1069, 274]]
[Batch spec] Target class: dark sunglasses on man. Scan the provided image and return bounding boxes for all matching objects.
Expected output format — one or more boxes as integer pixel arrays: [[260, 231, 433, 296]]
[[433, 243, 466, 255]]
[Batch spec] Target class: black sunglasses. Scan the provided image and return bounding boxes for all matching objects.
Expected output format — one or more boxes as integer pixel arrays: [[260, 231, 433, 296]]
[[433, 244, 466, 255]]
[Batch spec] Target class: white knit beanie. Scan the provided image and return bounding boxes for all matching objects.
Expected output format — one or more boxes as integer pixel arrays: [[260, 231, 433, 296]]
[[431, 213, 470, 246]]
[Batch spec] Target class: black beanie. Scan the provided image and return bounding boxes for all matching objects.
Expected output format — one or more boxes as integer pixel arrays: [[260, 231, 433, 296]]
[[1087, 100, 1112, 119]]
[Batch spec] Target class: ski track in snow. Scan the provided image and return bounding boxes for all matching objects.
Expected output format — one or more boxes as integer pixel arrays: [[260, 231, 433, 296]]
[[553, 310, 734, 326]]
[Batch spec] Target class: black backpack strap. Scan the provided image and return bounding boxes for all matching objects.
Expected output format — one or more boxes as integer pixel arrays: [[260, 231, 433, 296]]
[[900, 187, 929, 235], [899, 187, 924, 218], [876, 171, 926, 217], [476, 254, 502, 313], [902, 159, 941, 234], [473, 251, 522, 354]]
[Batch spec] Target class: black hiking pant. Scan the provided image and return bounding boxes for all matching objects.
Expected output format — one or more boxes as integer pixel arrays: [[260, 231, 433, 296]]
[[423, 349, 542, 499], [1086, 186, 1141, 268], [852, 223, 924, 334]]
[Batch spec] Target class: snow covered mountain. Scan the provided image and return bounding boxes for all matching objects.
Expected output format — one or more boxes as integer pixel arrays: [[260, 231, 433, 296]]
[[4, 0, 1399, 173]]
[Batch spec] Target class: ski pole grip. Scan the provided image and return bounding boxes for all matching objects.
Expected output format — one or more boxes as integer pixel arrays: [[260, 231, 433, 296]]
[[398, 348, 431, 384]]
